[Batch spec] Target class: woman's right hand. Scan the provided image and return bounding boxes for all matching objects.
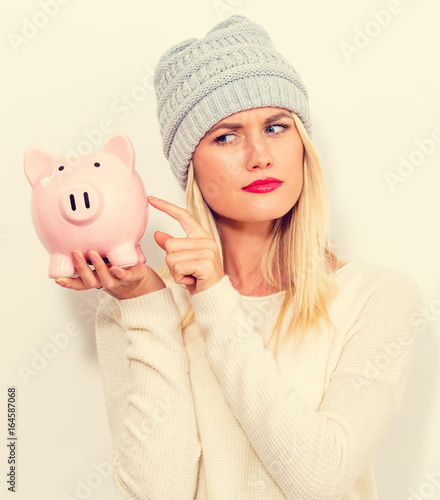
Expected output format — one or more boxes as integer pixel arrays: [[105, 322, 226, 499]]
[[54, 250, 166, 300]]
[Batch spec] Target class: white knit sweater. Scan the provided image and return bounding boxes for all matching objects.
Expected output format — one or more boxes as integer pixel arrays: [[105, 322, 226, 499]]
[[94, 259, 424, 500]]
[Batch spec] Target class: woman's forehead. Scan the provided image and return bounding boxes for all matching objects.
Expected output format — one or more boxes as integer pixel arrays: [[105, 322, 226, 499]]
[[208, 107, 293, 131]]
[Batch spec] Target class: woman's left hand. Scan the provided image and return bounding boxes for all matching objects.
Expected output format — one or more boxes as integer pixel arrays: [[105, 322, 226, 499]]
[[148, 196, 225, 295]]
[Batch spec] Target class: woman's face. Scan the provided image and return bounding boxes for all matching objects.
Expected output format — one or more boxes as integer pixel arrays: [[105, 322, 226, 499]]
[[192, 107, 304, 225]]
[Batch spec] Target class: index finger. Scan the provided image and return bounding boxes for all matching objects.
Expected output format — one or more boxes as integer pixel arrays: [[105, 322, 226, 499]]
[[147, 196, 210, 239]]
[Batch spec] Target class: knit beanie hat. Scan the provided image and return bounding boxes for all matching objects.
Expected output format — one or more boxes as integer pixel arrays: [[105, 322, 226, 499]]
[[153, 15, 311, 190]]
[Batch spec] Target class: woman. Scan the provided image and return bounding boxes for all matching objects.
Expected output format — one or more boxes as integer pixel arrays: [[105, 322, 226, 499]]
[[55, 15, 424, 500]]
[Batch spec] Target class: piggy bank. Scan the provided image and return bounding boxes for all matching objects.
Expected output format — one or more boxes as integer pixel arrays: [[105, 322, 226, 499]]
[[24, 134, 148, 279]]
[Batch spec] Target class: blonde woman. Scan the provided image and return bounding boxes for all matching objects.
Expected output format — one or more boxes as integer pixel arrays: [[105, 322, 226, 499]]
[[55, 15, 424, 500]]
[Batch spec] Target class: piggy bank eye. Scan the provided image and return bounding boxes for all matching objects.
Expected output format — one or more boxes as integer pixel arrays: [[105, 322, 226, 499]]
[[58, 166, 65, 171], [94, 162, 100, 167]]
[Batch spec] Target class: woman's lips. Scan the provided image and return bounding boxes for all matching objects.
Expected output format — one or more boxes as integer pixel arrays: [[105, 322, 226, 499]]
[[242, 177, 283, 193]]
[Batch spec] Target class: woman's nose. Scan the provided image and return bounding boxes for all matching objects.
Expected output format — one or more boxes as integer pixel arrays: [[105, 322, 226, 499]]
[[244, 137, 273, 171]]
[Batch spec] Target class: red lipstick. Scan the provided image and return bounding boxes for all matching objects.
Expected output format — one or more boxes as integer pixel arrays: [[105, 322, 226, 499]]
[[242, 177, 283, 193]]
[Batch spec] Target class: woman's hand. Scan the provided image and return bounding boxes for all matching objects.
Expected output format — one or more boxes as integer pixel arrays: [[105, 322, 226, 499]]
[[55, 251, 166, 300], [148, 196, 224, 295], [54, 196, 223, 298]]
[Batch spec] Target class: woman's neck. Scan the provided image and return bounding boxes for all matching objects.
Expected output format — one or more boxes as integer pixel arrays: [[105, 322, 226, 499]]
[[216, 217, 279, 296]]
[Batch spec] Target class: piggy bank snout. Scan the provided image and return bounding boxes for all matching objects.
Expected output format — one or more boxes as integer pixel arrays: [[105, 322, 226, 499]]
[[58, 183, 103, 225]]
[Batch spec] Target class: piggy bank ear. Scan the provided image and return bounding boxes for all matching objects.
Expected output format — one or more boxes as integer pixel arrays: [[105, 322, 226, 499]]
[[24, 148, 58, 187], [100, 134, 135, 171]]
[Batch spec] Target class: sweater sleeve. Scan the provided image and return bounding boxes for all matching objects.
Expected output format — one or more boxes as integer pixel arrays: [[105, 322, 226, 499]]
[[95, 287, 201, 500], [189, 271, 425, 500]]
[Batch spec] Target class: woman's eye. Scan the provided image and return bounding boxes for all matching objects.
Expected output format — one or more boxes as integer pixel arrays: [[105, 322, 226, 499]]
[[215, 133, 235, 145], [266, 124, 288, 134]]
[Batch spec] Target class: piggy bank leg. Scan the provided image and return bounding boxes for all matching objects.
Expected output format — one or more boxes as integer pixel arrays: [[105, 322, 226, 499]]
[[49, 253, 77, 279], [107, 243, 139, 268], [135, 244, 146, 264]]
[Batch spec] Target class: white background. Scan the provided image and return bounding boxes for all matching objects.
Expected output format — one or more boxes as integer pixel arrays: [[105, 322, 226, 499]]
[[1, 0, 439, 499]]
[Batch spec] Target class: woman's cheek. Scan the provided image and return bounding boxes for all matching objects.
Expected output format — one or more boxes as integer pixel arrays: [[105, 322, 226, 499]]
[[202, 158, 243, 191], [205, 184, 222, 206]]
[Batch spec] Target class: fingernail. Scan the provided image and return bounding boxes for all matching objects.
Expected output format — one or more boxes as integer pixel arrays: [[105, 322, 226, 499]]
[[111, 266, 121, 277], [55, 280, 66, 287], [72, 251, 81, 264], [88, 251, 98, 263], [148, 196, 159, 201]]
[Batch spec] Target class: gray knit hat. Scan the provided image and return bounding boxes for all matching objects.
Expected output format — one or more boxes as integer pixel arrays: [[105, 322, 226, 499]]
[[154, 15, 311, 190]]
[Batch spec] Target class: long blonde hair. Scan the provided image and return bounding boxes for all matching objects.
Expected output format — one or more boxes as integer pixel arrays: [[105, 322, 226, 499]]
[[159, 111, 344, 358]]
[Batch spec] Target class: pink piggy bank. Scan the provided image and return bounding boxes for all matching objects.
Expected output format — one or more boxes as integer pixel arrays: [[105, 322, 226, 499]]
[[24, 134, 148, 279]]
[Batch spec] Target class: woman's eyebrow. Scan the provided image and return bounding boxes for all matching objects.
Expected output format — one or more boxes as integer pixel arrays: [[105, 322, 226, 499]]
[[206, 112, 293, 136], [262, 112, 293, 124]]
